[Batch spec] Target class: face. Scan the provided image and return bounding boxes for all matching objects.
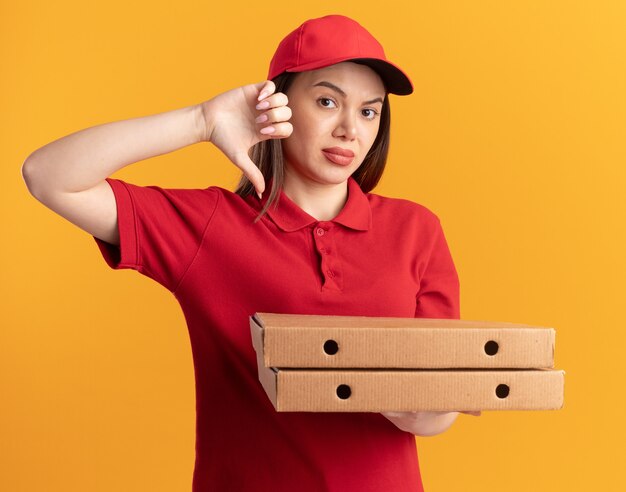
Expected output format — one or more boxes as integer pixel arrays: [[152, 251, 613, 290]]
[[281, 62, 386, 188]]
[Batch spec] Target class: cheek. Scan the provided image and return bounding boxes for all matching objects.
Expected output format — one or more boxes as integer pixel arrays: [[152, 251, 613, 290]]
[[289, 119, 320, 150], [292, 104, 329, 137], [281, 129, 308, 164], [281, 135, 297, 162], [364, 123, 381, 146]]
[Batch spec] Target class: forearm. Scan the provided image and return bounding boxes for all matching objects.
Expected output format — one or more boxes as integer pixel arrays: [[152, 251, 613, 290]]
[[22, 104, 206, 196], [382, 411, 460, 437]]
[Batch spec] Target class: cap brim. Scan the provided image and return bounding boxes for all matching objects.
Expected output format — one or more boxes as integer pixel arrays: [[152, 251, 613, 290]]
[[285, 56, 413, 96], [350, 58, 414, 96]]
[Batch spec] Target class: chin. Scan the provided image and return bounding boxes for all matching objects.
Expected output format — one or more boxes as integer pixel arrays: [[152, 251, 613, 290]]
[[313, 168, 355, 186], [286, 157, 361, 186]]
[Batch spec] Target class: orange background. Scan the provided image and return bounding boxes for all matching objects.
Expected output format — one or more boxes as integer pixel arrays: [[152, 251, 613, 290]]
[[3, 1, 625, 490]]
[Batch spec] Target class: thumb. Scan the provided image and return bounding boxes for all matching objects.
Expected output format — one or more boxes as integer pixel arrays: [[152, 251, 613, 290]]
[[231, 151, 266, 199]]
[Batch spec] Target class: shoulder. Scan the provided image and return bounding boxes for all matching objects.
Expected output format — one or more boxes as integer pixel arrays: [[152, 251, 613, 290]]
[[109, 178, 222, 204], [130, 183, 263, 224], [114, 180, 255, 213], [103, 178, 228, 226], [366, 191, 441, 227]]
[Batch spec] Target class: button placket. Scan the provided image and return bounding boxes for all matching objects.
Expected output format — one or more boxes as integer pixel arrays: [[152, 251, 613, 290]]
[[311, 223, 342, 291], [313, 224, 329, 282]]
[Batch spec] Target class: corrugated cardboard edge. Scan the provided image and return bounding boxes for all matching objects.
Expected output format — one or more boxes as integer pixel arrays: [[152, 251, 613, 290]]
[[255, 312, 553, 329], [250, 313, 268, 367], [250, 314, 278, 407]]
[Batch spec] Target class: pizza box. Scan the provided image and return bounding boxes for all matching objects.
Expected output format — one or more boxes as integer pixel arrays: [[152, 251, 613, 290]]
[[249, 313, 565, 412], [250, 312, 556, 369], [254, 365, 565, 412]]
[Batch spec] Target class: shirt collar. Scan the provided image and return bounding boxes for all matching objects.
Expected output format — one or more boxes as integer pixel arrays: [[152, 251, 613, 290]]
[[258, 176, 371, 232]]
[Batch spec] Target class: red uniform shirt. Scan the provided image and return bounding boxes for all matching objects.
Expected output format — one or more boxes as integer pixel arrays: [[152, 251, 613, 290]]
[[93, 175, 460, 492]]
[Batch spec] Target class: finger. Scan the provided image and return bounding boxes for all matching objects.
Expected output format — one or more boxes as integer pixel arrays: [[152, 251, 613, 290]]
[[255, 92, 289, 111], [231, 151, 266, 198], [460, 411, 482, 416], [256, 106, 292, 125], [256, 80, 276, 101], [258, 121, 293, 139]]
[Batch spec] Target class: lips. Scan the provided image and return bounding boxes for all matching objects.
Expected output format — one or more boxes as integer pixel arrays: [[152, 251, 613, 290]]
[[321, 147, 355, 166], [322, 147, 355, 157]]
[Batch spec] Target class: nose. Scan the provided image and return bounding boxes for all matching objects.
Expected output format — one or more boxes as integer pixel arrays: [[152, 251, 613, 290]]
[[332, 110, 357, 140]]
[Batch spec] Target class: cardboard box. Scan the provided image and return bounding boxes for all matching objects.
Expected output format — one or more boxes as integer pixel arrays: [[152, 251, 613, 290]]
[[254, 365, 565, 412], [250, 312, 556, 369], [250, 313, 566, 412]]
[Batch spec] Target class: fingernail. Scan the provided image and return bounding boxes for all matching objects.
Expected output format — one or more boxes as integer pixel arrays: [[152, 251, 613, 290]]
[[260, 126, 275, 134], [258, 90, 269, 101], [257, 191, 263, 200], [256, 100, 270, 110], [255, 114, 268, 123]]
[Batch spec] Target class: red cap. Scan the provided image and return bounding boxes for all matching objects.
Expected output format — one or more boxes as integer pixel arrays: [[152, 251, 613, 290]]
[[268, 14, 413, 96]]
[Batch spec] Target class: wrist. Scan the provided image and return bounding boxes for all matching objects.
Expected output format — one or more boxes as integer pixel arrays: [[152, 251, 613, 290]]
[[195, 102, 212, 143]]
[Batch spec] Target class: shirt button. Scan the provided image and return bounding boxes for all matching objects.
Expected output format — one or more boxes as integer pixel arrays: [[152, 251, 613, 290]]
[[316, 227, 325, 236]]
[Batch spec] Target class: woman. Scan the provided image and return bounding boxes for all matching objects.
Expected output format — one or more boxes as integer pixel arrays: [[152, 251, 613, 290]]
[[23, 14, 479, 492]]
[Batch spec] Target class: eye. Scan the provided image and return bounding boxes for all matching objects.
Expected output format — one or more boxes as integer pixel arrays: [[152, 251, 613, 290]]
[[318, 97, 337, 108], [362, 108, 379, 120]]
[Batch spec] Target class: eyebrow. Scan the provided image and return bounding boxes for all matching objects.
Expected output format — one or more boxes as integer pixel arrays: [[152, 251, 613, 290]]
[[312, 81, 384, 105]]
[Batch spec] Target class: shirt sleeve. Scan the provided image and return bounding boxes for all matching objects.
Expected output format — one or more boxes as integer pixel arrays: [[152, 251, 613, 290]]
[[92, 177, 220, 293], [414, 217, 461, 319]]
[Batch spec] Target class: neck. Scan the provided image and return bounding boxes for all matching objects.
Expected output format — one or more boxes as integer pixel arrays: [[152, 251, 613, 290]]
[[281, 172, 349, 222]]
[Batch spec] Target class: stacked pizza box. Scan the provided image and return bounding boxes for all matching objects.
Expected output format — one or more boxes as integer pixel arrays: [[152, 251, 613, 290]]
[[249, 312, 565, 412]]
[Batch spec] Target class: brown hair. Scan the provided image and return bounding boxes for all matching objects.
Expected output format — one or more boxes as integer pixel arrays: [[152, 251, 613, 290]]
[[234, 67, 392, 223]]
